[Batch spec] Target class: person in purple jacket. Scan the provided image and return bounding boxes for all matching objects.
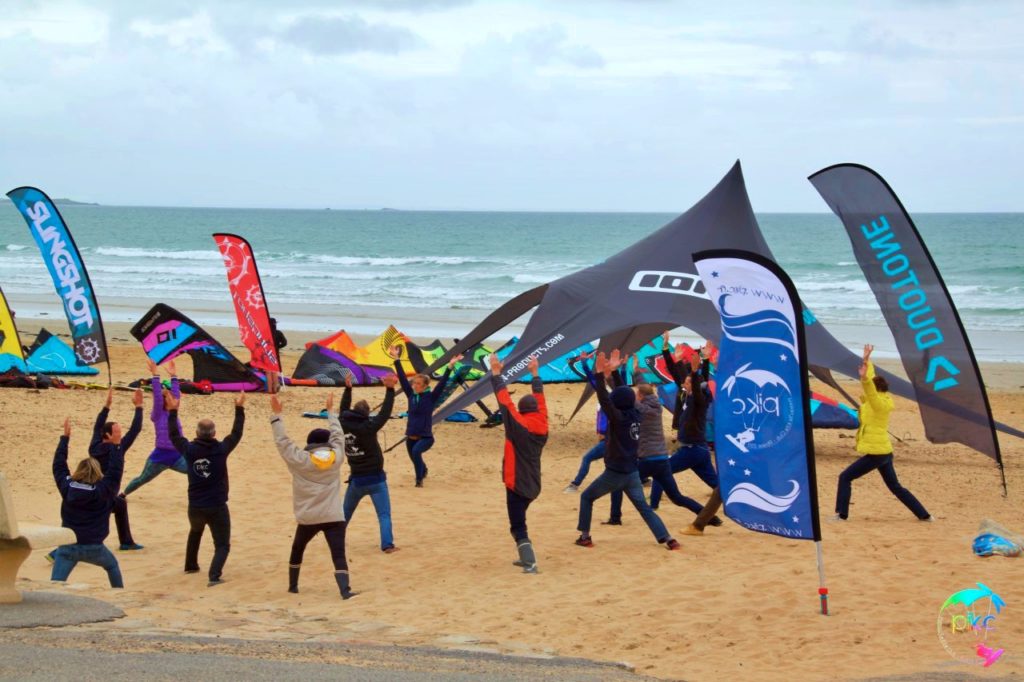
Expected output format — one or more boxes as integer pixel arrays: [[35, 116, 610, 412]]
[[123, 359, 188, 496]]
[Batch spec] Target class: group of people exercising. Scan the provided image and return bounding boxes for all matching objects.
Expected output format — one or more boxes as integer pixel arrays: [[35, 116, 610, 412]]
[[48, 336, 929, 595]]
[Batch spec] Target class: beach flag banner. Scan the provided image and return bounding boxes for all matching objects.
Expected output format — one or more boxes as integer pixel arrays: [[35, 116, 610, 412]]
[[693, 249, 828, 614], [212, 233, 281, 374], [809, 164, 1005, 492], [5, 187, 109, 370]]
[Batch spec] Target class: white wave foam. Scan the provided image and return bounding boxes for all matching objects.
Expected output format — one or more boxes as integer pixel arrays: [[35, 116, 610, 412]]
[[308, 254, 508, 267], [94, 247, 222, 260], [4, 244, 28, 251]]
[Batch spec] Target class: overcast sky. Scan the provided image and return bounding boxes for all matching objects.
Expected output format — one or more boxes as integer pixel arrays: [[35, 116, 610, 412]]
[[1, 0, 1021, 211]]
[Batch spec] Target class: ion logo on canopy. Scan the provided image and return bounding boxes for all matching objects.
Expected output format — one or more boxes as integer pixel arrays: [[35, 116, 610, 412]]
[[937, 583, 1007, 667]]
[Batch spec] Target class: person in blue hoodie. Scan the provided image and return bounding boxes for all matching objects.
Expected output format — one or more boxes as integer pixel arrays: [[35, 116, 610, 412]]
[[575, 351, 679, 551], [165, 391, 246, 587], [51, 397, 138, 587], [89, 387, 145, 551], [388, 345, 462, 487]]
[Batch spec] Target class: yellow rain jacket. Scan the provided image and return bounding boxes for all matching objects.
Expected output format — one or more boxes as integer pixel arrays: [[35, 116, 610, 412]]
[[855, 361, 893, 455]]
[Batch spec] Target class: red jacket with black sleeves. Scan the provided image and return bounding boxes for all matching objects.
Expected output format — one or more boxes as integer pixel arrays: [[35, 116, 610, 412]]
[[491, 374, 548, 500]]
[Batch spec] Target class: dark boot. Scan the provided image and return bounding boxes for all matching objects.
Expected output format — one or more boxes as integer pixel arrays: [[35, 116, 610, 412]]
[[288, 565, 300, 593], [515, 540, 538, 574], [334, 570, 356, 600]]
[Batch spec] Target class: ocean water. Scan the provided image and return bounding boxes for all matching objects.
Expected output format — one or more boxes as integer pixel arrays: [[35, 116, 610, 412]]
[[1, 205, 1021, 360]]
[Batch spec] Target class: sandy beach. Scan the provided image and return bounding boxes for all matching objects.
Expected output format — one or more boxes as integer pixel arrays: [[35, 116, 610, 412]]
[[3, 323, 1023, 681]]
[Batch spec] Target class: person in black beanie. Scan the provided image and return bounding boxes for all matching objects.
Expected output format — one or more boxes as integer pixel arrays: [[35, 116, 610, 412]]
[[489, 355, 548, 573], [339, 373, 399, 553], [165, 390, 246, 587], [270, 390, 354, 598]]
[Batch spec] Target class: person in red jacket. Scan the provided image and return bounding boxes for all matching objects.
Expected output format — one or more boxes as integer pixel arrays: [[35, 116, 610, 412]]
[[489, 354, 548, 574]]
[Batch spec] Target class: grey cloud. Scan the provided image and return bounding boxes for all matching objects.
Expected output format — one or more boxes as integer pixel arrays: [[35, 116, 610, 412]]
[[279, 15, 422, 55]]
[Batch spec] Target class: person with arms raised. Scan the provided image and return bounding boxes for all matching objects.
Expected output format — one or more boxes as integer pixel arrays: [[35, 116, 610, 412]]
[[123, 359, 188, 497], [165, 390, 246, 586], [388, 345, 462, 487], [489, 355, 548, 573], [270, 388, 355, 598]]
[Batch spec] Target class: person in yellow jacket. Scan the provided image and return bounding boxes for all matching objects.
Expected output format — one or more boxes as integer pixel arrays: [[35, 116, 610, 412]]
[[833, 344, 931, 522]]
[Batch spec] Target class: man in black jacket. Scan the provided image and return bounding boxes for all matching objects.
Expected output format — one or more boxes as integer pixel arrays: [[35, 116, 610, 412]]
[[340, 373, 398, 552], [90, 388, 145, 551], [165, 391, 246, 586], [51, 414, 129, 587]]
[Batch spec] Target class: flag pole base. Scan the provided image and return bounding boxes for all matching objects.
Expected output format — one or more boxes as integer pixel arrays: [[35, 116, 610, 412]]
[[818, 587, 829, 616]]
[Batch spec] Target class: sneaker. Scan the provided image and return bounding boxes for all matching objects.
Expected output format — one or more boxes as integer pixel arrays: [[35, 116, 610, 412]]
[[184, 568, 200, 574], [600, 518, 622, 526], [383, 545, 400, 553], [574, 535, 594, 548], [341, 590, 357, 600], [119, 543, 145, 551], [708, 516, 724, 527], [522, 564, 539, 574], [827, 514, 846, 522], [680, 524, 704, 537], [207, 578, 225, 587], [415, 480, 423, 488], [921, 516, 934, 523], [563, 483, 579, 493], [288, 586, 299, 594], [665, 539, 681, 551]]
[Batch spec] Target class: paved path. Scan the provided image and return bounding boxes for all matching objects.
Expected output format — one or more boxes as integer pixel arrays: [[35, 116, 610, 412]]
[[0, 630, 660, 681]]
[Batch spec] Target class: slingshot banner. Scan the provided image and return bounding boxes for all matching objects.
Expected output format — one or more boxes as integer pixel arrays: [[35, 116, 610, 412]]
[[213, 233, 281, 373], [6, 187, 108, 366], [693, 249, 820, 541], [809, 164, 1002, 467]]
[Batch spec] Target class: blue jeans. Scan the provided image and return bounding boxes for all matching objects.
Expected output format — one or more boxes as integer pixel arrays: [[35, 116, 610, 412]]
[[651, 442, 718, 508], [406, 437, 434, 482], [578, 469, 670, 542], [51, 544, 123, 588], [123, 455, 188, 495], [343, 479, 394, 550], [610, 456, 704, 521], [571, 440, 606, 486], [835, 454, 930, 520]]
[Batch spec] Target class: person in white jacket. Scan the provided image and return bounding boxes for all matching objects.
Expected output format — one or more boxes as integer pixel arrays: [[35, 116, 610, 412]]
[[269, 392, 353, 599]]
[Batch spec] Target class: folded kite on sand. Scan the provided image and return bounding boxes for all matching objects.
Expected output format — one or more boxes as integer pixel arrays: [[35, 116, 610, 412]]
[[973, 519, 1023, 557]]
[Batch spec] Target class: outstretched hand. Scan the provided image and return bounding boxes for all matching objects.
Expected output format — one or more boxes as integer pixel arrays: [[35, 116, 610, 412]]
[[63, 417, 71, 438], [235, 392, 246, 408], [387, 345, 402, 360], [662, 330, 671, 348], [146, 358, 158, 375], [167, 359, 177, 376], [448, 353, 464, 370], [132, 388, 144, 407], [595, 351, 608, 375], [382, 373, 398, 389], [344, 374, 353, 388], [270, 393, 283, 415], [164, 390, 180, 411], [489, 353, 503, 374], [527, 357, 539, 376], [862, 344, 874, 361], [325, 394, 334, 412]]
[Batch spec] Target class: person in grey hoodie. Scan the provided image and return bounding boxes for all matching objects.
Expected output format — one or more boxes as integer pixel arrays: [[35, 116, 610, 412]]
[[269, 391, 353, 599]]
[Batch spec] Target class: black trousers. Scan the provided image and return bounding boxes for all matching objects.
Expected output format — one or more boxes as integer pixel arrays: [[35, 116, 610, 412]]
[[506, 489, 534, 542], [185, 504, 231, 580], [289, 521, 349, 573], [112, 494, 135, 546]]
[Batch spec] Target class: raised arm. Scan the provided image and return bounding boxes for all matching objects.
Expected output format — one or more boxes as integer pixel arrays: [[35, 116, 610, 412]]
[[164, 392, 190, 454], [269, 394, 311, 467], [90, 389, 112, 451], [860, 360, 888, 414], [529, 358, 547, 422], [340, 375, 353, 416], [370, 375, 398, 431], [222, 394, 247, 455], [53, 419, 72, 496], [120, 389, 145, 453]]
